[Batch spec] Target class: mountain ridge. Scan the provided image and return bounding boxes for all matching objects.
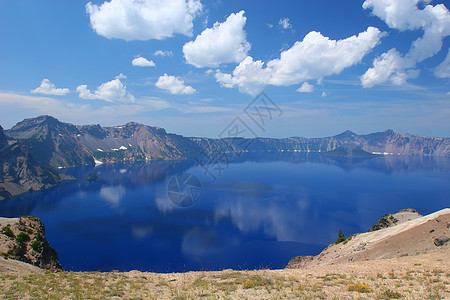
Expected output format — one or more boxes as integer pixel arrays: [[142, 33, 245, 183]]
[[4, 116, 450, 169], [0, 124, 72, 200], [1, 115, 449, 200]]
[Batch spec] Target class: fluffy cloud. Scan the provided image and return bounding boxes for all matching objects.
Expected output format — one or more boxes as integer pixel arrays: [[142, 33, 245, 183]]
[[183, 10, 251, 68], [296, 82, 314, 93], [86, 0, 202, 41], [76, 77, 134, 102], [132, 56, 155, 67], [361, 49, 407, 87], [154, 50, 173, 57], [31, 79, 70, 96], [361, 0, 450, 87], [278, 18, 292, 30], [215, 57, 271, 95], [155, 74, 196, 95], [434, 49, 450, 78], [216, 27, 383, 95], [268, 27, 383, 85]]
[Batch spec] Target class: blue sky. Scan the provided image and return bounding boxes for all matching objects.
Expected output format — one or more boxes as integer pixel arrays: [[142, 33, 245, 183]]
[[0, 0, 449, 138]]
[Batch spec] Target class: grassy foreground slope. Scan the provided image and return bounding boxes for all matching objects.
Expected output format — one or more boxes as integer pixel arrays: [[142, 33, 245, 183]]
[[0, 209, 449, 299], [0, 248, 448, 299]]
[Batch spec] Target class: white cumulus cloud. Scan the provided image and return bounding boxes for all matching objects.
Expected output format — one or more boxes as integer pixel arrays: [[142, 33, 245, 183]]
[[155, 73, 196, 95], [86, 0, 202, 41], [296, 82, 314, 93], [154, 50, 173, 57], [215, 57, 271, 96], [435, 48, 450, 78], [31, 79, 70, 96], [216, 26, 383, 95], [132, 56, 155, 67], [361, 49, 408, 87], [268, 27, 383, 85], [361, 0, 450, 87], [278, 18, 292, 30], [183, 10, 251, 68], [76, 77, 134, 102]]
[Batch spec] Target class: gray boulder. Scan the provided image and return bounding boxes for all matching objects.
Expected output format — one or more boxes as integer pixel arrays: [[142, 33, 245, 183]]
[[434, 236, 449, 247]]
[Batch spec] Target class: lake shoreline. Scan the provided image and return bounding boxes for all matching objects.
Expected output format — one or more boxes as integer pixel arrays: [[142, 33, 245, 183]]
[[0, 208, 449, 299]]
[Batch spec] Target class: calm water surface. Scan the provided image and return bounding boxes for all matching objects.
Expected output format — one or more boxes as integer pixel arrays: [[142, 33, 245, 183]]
[[0, 153, 449, 272]]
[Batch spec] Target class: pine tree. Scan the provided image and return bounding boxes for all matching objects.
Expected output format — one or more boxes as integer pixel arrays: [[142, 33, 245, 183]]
[[335, 228, 346, 244]]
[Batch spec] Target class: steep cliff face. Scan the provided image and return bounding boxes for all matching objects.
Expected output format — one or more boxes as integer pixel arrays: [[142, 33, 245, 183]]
[[6, 116, 94, 168], [7, 116, 202, 167], [4, 116, 450, 174], [78, 122, 201, 163], [0, 125, 71, 200], [0, 216, 62, 271], [191, 130, 450, 156]]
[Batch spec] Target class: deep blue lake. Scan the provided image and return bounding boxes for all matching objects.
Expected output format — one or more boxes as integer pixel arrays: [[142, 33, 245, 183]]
[[0, 152, 449, 272]]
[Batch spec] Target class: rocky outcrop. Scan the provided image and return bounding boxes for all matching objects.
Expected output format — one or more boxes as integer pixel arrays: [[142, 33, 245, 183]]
[[285, 255, 314, 269], [0, 216, 62, 271], [368, 208, 422, 232], [286, 208, 450, 269], [0, 125, 72, 200]]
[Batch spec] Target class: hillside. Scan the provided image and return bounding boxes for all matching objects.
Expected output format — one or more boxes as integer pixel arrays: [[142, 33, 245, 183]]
[[0, 125, 72, 200], [0, 216, 62, 271], [0, 210, 448, 299], [286, 208, 450, 269], [6, 116, 201, 169]]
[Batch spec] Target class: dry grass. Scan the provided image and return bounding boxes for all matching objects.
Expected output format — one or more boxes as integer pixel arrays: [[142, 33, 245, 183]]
[[0, 251, 449, 300]]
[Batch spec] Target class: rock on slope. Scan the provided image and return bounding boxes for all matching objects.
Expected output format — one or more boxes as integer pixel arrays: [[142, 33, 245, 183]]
[[0, 125, 72, 200], [0, 216, 62, 271], [287, 208, 450, 269], [368, 208, 422, 231]]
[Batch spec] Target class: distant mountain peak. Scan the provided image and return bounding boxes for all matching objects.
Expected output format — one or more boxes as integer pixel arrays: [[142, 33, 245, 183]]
[[13, 115, 63, 129], [335, 130, 356, 138], [35, 115, 58, 121], [124, 122, 143, 126]]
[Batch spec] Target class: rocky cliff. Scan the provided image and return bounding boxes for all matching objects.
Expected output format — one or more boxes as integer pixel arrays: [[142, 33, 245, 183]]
[[191, 130, 450, 156], [6, 116, 201, 168], [0, 125, 72, 200], [6, 116, 95, 168], [6, 116, 449, 172], [0, 216, 62, 271]]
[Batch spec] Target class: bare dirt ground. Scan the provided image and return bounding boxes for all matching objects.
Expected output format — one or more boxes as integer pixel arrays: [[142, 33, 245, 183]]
[[287, 208, 450, 269], [0, 210, 448, 299]]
